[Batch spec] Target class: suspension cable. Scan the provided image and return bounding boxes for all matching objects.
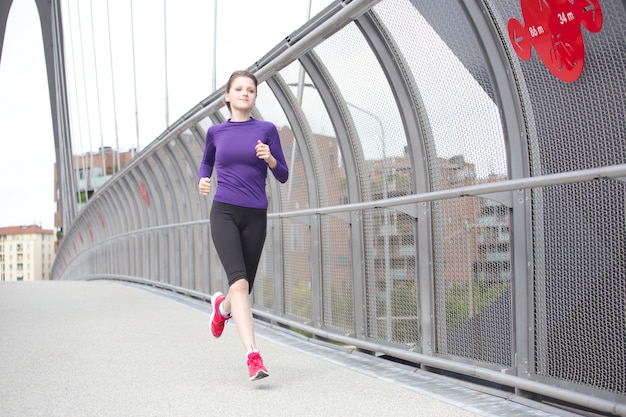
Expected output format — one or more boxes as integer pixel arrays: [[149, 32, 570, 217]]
[[105, 0, 120, 173], [212, 0, 217, 92], [76, 0, 95, 199], [163, 0, 169, 127], [64, 0, 87, 205], [88, 0, 106, 180], [130, 0, 139, 157]]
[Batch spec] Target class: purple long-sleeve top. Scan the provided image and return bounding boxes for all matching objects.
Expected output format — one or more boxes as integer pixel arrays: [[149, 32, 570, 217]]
[[198, 118, 289, 209]]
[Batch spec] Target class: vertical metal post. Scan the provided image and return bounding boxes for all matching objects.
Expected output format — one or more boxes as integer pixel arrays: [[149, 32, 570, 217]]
[[346, 102, 391, 340]]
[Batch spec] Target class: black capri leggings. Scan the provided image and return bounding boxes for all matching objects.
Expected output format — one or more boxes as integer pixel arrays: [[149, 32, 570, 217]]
[[210, 201, 267, 293]]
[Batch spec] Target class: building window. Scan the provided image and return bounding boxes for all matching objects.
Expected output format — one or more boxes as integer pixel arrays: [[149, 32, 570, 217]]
[[335, 255, 349, 266]]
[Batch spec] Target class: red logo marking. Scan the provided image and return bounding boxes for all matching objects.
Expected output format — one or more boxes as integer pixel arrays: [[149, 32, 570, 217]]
[[87, 223, 94, 241], [508, 0, 602, 82], [139, 180, 150, 207]]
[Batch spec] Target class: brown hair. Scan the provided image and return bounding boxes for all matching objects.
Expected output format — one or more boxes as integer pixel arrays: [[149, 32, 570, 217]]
[[225, 70, 258, 112]]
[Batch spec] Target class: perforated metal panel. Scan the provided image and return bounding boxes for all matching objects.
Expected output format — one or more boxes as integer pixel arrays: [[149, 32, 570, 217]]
[[383, 0, 513, 365], [485, 0, 626, 394], [321, 216, 354, 333], [433, 195, 512, 366], [276, 130, 313, 321], [534, 181, 626, 394]]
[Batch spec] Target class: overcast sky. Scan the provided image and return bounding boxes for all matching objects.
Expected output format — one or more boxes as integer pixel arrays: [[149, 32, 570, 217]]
[[0, 0, 329, 230], [0, 0, 507, 232]]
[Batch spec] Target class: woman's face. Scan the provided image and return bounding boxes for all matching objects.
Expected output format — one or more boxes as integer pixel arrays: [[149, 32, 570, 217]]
[[225, 76, 257, 112]]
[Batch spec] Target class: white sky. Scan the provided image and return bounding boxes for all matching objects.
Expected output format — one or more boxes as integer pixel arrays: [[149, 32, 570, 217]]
[[0, 0, 507, 232], [0, 0, 330, 230]]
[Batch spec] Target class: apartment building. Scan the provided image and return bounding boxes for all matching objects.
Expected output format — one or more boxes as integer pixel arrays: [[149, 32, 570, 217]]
[[54, 146, 137, 232], [0, 225, 55, 281]]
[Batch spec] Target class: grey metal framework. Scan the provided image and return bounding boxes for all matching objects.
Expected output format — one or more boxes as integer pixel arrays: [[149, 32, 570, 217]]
[[16, 0, 626, 415]]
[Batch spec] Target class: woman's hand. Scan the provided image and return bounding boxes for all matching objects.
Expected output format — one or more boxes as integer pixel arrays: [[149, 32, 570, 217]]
[[198, 177, 211, 195], [255, 140, 277, 169]]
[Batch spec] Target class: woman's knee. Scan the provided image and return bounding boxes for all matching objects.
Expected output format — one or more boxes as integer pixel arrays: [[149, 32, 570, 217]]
[[230, 277, 249, 294]]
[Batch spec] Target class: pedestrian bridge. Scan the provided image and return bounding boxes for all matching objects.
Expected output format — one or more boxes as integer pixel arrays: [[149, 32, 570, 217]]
[[2, 1, 625, 416]]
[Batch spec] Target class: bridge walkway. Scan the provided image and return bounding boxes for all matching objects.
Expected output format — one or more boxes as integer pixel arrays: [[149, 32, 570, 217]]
[[0, 281, 569, 417]]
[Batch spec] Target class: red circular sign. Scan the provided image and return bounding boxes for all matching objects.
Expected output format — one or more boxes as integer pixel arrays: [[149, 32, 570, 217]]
[[508, 0, 602, 82]]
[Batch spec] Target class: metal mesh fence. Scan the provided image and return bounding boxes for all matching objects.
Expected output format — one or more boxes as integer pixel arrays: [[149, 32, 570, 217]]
[[433, 196, 512, 366], [534, 181, 626, 394], [282, 217, 312, 321], [363, 209, 418, 345], [486, 0, 626, 394], [321, 216, 354, 333]]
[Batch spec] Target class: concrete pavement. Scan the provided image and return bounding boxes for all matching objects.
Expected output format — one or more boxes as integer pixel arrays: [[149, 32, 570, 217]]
[[0, 281, 566, 417]]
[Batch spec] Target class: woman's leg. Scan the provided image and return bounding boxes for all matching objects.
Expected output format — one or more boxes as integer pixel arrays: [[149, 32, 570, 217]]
[[222, 279, 257, 351], [209, 202, 269, 380], [211, 202, 266, 351], [222, 205, 267, 350]]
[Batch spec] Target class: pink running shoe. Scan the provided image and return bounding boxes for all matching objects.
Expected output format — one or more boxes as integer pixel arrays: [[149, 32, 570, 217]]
[[247, 351, 269, 381], [210, 292, 230, 338]]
